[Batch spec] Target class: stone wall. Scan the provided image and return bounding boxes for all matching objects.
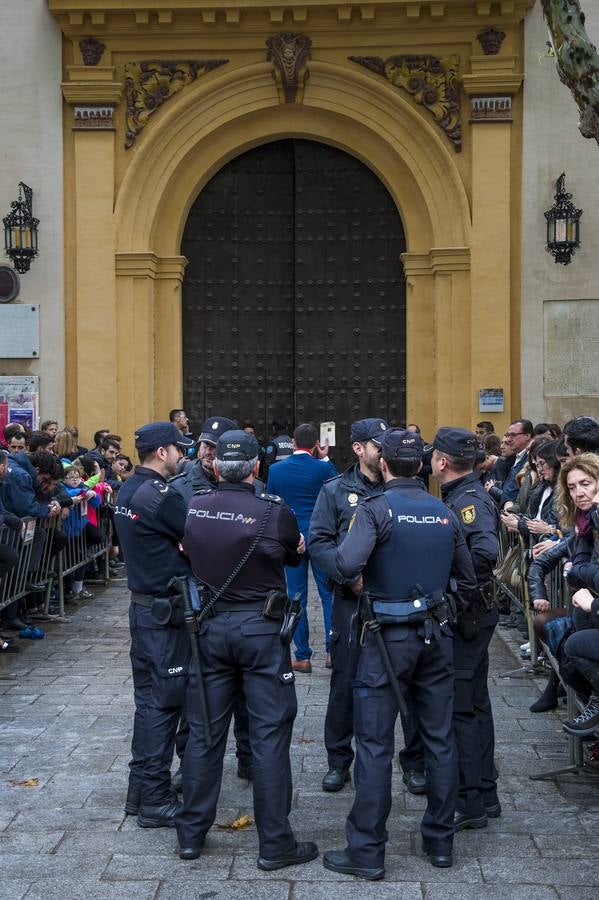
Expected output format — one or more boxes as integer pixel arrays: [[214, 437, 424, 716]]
[[522, 1, 599, 425], [0, 0, 63, 425]]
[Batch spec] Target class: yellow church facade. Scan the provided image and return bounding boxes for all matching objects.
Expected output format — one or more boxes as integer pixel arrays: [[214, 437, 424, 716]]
[[49, 0, 535, 448]]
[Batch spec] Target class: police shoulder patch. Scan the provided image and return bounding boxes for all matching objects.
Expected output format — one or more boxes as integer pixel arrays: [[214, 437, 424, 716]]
[[461, 504, 476, 525]]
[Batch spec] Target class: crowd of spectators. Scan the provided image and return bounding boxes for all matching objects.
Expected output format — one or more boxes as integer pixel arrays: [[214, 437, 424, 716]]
[[0, 420, 131, 650]]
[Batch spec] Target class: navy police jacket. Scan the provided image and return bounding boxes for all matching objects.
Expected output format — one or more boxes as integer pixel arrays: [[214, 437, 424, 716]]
[[183, 481, 301, 603], [114, 466, 191, 595], [440, 472, 500, 585], [308, 464, 384, 586], [336, 477, 477, 603]]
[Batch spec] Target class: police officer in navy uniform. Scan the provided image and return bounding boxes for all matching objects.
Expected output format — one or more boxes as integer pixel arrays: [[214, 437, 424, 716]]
[[261, 418, 293, 480], [308, 418, 386, 790], [176, 429, 318, 871], [323, 429, 477, 880], [430, 427, 501, 829], [114, 422, 194, 828], [170, 416, 237, 499]]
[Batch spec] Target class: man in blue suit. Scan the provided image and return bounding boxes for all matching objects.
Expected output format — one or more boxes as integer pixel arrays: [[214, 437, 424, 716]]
[[267, 423, 337, 673]]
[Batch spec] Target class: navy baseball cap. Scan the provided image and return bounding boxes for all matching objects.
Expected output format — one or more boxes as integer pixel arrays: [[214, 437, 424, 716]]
[[381, 429, 424, 459], [351, 418, 389, 444], [432, 427, 478, 461], [216, 430, 260, 462], [134, 422, 194, 453], [198, 416, 238, 445]]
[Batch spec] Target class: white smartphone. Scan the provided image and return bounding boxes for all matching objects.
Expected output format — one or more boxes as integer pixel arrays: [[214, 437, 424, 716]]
[[320, 421, 336, 447]]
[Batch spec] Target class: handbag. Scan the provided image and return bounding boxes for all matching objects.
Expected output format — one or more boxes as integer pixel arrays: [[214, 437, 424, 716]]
[[493, 544, 521, 586]]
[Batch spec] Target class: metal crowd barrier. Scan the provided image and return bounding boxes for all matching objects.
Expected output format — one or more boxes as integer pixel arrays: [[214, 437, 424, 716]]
[[55, 502, 112, 617], [0, 519, 37, 613], [0, 502, 112, 622], [494, 526, 590, 778]]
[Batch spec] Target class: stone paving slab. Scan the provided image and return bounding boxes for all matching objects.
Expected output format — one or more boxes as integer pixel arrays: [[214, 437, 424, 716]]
[[1, 579, 598, 899]]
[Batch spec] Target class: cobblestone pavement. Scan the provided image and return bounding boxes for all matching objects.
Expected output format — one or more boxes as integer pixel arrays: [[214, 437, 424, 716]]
[[2, 577, 599, 900]]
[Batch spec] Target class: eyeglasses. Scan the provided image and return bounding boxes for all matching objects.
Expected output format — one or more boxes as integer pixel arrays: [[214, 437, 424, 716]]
[[504, 431, 527, 439]]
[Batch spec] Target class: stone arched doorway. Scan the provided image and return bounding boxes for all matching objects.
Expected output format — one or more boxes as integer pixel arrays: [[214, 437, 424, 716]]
[[181, 138, 406, 467]]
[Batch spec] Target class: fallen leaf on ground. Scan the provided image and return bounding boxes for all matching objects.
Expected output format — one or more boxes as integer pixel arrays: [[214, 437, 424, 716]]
[[216, 814, 253, 831], [297, 736, 317, 744], [10, 778, 39, 787]]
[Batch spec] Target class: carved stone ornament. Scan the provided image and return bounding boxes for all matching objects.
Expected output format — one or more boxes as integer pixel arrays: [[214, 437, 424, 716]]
[[74, 105, 115, 130], [266, 33, 312, 104], [349, 54, 462, 152], [470, 96, 512, 123], [477, 27, 506, 56], [79, 37, 106, 66], [124, 59, 228, 149]]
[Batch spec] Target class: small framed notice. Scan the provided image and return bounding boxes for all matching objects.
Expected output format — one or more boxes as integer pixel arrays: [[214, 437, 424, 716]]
[[320, 421, 336, 447], [479, 388, 504, 414]]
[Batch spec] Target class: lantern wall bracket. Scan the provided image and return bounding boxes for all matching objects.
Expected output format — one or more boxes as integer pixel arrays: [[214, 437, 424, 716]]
[[544, 172, 582, 266]]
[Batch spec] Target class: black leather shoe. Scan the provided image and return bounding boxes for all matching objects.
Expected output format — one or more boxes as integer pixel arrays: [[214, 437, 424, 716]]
[[427, 852, 453, 868], [322, 849, 384, 881], [454, 810, 488, 831], [179, 839, 205, 860], [402, 770, 427, 795], [484, 800, 502, 819], [171, 767, 183, 793], [237, 760, 253, 781], [137, 800, 180, 828], [257, 840, 319, 871], [322, 767, 350, 792], [124, 784, 141, 816]]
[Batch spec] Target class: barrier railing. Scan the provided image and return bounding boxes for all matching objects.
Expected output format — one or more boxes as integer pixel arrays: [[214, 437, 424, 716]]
[[0, 503, 112, 622], [0, 518, 36, 613]]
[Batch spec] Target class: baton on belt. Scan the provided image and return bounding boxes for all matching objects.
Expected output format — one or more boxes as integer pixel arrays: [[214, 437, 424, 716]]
[[169, 575, 212, 749], [360, 592, 410, 722]]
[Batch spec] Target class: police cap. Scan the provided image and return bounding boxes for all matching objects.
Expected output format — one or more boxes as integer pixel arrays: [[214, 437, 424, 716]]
[[198, 416, 238, 445], [351, 418, 389, 444], [432, 426, 478, 461], [216, 429, 260, 462], [134, 422, 194, 453], [380, 429, 424, 459]]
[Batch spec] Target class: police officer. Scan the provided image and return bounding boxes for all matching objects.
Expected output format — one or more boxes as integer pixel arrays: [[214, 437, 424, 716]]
[[170, 414, 261, 781], [308, 418, 387, 791], [176, 429, 318, 870], [170, 416, 237, 498], [114, 422, 194, 828], [323, 429, 477, 879], [261, 418, 293, 480], [430, 426, 501, 829]]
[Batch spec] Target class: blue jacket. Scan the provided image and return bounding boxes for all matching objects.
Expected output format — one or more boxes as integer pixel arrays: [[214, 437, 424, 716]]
[[267, 452, 337, 536], [62, 484, 101, 537], [500, 451, 528, 506], [0, 462, 53, 518]]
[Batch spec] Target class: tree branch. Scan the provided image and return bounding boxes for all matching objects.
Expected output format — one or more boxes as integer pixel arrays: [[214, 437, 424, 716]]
[[541, 0, 599, 145]]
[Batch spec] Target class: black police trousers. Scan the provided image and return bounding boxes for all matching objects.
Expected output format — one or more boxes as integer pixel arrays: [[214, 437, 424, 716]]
[[174, 687, 252, 767], [128, 602, 190, 806], [345, 622, 457, 866], [325, 586, 426, 774], [453, 606, 499, 815], [176, 610, 297, 858]]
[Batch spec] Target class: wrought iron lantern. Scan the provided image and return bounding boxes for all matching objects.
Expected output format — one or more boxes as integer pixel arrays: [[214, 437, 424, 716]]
[[3, 183, 39, 274], [545, 173, 582, 265]]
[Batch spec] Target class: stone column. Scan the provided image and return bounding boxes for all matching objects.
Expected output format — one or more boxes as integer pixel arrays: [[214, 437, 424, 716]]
[[62, 66, 122, 441], [462, 55, 523, 431]]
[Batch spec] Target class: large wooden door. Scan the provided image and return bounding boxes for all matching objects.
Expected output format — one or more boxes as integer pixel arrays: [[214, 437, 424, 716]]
[[182, 139, 406, 469]]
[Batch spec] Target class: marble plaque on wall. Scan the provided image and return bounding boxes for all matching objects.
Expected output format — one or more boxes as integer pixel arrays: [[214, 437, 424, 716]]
[[544, 299, 599, 398], [0, 304, 39, 357]]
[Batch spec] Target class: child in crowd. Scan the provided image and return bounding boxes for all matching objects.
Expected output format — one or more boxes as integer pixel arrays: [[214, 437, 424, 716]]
[[61, 465, 103, 599]]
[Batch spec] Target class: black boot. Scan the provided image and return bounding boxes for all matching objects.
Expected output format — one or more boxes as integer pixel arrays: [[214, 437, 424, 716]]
[[530, 669, 559, 713]]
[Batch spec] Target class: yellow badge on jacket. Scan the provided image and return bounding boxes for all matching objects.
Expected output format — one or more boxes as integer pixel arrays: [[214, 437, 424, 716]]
[[461, 505, 476, 525]]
